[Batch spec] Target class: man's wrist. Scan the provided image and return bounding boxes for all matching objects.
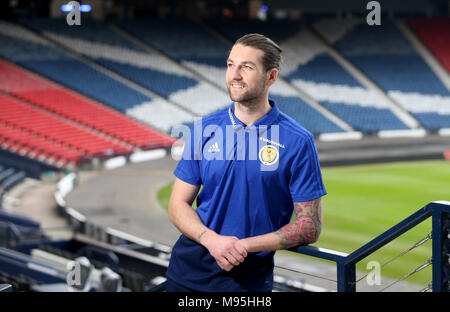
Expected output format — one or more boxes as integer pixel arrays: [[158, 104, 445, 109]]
[[238, 234, 280, 253], [238, 237, 250, 253], [198, 229, 208, 242], [198, 229, 216, 248]]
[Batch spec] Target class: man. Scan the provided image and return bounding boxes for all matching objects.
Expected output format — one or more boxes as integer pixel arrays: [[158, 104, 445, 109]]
[[166, 33, 327, 292]]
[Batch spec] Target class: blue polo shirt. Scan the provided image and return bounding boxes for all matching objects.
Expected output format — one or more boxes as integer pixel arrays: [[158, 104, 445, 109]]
[[166, 100, 327, 291]]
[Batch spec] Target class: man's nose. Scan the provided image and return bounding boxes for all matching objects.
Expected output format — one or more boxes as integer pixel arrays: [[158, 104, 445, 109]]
[[230, 67, 242, 81]]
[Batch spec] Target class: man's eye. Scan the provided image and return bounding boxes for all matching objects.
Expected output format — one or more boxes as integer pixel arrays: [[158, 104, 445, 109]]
[[244, 65, 252, 70], [227, 63, 233, 67]]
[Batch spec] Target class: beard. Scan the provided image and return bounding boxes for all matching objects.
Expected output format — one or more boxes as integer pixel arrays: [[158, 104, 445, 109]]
[[227, 79, 267, 107]]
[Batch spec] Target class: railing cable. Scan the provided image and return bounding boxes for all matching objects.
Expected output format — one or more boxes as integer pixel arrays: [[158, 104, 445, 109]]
[[418, 283, 432, 292], [355, 232, 432, 284], [274, 265, 337, 283], [379, 257, 432, 292]]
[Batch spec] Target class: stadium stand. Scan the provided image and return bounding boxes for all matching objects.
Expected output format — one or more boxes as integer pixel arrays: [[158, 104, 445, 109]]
[[3, 233, 169, 292], [209, 18, 411, 133], [209, 19, 349, 134], [5, 16, 436, 136], [0, 209, 46, 250], [0, 20, 195, 133], [119, 18, 348, 134], [110, 18, 238, 117], [118, 18, 230, 69], [317, 18, 450, 131], [0, 149, 61, 180], [0, 93, 133, 158], [0, 16, 447, 138], [407, 17, 450, 74], [20, 18, 231, 117], [0, 284, 12, 292], [0, 166, 26, 207], [0, 59, 176, 150], [0, 0, 449, 294], [0, 122, 85, 167], [0, 164, 48, 251]]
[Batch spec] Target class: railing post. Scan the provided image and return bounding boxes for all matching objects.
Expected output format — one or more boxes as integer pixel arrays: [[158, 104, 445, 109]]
[[432, 204, 450, 292], [337, 261, 356, 292], [287, 202, 450, 292]]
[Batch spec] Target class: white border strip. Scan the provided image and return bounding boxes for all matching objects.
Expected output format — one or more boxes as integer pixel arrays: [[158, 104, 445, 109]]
[[65, 207, 86, 223], [377, 129, 427, 138], [432, 201, 450, 206], [319, 131, 363, 142], [54, 191, 66, 208], [106, 227, 155, 247], [27, 262, 60, 277], [104, 156, 127, 170], [129, 149, 167, 163], [57, 173, 77, 197], [438, 128, 450, 136]]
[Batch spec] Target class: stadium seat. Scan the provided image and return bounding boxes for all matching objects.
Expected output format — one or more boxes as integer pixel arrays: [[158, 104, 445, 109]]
[[20, 18, 199, 99], [0, 171, 26, 202], [0, 21, 195, 133], [0, 93, 134, 158], [0, 168, 15, 184], [69, 256, 94, 292], [407, 17, 450, 74], [208, 18, 409, 133], [0, 210, 40, 229], [322, 18, 450, 131], [0, 122, 84, 166], [99, 267, 122, 292], [20, 17, 230, 122], [0, 59, 176, 150], [115, 18, 233, 115], [0, 284, 12, 292]]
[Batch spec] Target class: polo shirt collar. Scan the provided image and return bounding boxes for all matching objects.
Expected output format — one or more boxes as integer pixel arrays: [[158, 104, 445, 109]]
[[227, 99, 280, 131]]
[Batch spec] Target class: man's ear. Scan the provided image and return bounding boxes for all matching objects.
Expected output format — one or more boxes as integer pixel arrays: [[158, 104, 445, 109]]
[[266, 68, 278, 87]]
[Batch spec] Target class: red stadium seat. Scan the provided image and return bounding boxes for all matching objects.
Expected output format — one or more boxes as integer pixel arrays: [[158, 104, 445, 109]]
[[0, 60, 176, 151], [0, 122, 84, 165], [408, 18, 450, 73], [0, 93, 133, 159]]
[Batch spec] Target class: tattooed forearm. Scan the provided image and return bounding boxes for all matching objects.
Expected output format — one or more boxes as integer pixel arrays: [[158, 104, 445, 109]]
[[275, 198, 322, 249]]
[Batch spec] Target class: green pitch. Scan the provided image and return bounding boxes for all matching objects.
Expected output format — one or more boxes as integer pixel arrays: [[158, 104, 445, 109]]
[[157, 160, 450, 287]]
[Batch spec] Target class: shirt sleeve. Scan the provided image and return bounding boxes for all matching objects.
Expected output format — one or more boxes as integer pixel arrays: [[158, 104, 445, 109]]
[[173, 124, 202, 186], [289, 134, 327, 202]]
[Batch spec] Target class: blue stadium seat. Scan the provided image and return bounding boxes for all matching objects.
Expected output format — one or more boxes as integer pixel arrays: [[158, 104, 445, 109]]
[[327, 18, 450, 130], [0, 21, 196, 132], [118, 18, 230, 65], [208, 18, 409, 133], [0, 33, 149, 112], [21, 18, 200, 99], [271, 95, 344, 134], [0, 171, 26, 202]]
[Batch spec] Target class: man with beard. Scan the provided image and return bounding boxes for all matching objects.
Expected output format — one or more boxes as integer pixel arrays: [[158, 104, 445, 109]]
[[165, 34, 327, 292]]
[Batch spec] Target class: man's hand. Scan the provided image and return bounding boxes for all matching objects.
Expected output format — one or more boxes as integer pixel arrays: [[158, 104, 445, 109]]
[[200, 230, 248, 271]]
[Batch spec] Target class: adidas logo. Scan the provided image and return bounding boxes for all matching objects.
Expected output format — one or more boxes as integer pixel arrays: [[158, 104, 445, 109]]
[[207, 141, 220, 153]]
